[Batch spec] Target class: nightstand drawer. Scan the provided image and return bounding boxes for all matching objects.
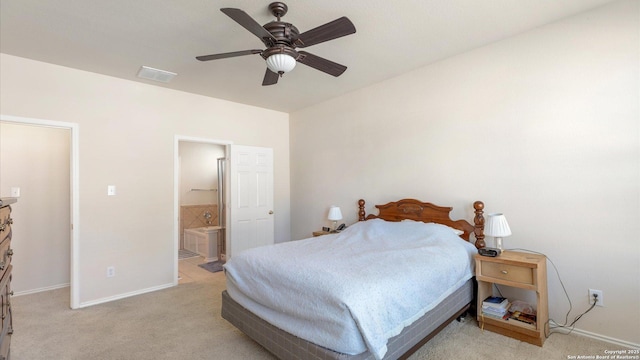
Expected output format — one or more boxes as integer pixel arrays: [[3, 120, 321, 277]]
[[480, 261, 534, 285]]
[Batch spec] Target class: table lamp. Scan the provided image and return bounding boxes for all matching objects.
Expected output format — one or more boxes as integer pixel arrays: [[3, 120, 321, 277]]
[[327, 206, 342, 232], [484, 213, 511, 250]]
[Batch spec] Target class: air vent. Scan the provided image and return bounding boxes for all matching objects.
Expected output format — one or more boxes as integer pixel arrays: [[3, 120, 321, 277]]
[[136, 66, 177, 83]]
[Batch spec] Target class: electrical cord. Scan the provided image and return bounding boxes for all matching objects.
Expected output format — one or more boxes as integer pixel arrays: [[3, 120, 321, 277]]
[[505, 248, 599, 338], [493, 283, 504, 298], [547, 297, 598, 337]]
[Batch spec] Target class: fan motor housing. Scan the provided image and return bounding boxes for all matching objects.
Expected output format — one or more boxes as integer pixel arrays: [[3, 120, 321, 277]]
[[261, 45, 298, 61], [263, 21, 299, 47]]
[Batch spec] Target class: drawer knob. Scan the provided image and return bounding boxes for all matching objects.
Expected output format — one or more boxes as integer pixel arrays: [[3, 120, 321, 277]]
[[0, 224, 5, 232], [7, 218, 13, 225], [0, 262, 4, 270], [9, 291, 13, 296], [501, 270, 508, 274], [6, 249, 13, 257]]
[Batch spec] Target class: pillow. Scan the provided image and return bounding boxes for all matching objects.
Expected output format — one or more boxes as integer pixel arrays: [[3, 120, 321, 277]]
[[401, 219, 465, 235], [446, 226, 465, 236]]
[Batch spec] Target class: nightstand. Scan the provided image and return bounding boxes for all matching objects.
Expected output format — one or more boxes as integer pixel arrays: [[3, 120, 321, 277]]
[[475, 250, 548, 346], [312, 230, 331, 237]]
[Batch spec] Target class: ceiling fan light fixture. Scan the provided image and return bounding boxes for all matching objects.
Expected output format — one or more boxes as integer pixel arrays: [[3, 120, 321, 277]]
[[266, 53, 296, 74], [197, 3, 356, 85]]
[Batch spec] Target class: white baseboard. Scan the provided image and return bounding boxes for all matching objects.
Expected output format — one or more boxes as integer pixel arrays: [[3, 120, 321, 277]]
[[572, 327, 640, 349], [13, 283, 70, 297], [76, 282, 176, 308]]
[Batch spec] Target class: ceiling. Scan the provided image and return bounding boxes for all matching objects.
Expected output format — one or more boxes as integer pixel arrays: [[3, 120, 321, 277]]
[[0, 0, 616, 113]]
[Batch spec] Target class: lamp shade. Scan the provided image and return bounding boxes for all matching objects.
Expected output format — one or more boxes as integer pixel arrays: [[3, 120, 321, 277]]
[[485, 213, 511, 237], [327, 206, 343, 221], [265, 54, 296, 73]]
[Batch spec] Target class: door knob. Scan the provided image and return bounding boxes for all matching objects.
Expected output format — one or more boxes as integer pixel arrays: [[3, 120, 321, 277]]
[[268, 210, 274, 215]]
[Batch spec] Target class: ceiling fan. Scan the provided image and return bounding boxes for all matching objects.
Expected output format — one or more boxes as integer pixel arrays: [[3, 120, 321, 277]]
[[196, 2, 356, 86]]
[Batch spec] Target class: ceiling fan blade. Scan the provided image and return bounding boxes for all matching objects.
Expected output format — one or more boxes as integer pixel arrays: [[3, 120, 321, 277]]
[[262, 69, 279, 86], [296, 17, 356, 48], [221, 8, 276, 44], [297, 51, 347, 77], [196, 49, 263, 61]]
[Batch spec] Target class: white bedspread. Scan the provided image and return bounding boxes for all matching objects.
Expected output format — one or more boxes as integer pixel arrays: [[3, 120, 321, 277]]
[[224, 219, 477, 360]]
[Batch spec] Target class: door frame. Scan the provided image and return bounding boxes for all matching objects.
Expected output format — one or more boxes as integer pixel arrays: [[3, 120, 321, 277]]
[[0, 114, 80, 309], [173, 135, 232, 284]]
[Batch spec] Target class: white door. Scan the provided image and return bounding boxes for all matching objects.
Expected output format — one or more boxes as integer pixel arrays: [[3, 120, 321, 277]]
[[228, 145, 274, 259]]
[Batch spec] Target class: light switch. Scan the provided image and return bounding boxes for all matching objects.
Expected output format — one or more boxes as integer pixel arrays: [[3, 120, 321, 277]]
[[107, 185, 116, 196], [10, 187, 20, 197]]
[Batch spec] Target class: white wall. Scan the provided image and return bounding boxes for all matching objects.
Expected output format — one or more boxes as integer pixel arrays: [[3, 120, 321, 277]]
[[0, 123, 71, 294], [0, 53, 291, 306], [290, 0, 639, 345], [179, 142, 224, 206]]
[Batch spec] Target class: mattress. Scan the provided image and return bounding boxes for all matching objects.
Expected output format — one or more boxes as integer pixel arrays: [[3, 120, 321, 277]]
[[221, 278, 474, 360], [223, 219, 478, 359]]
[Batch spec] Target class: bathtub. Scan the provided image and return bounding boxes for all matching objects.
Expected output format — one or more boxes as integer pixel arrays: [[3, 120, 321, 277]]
[[184, 226, 222, 262]]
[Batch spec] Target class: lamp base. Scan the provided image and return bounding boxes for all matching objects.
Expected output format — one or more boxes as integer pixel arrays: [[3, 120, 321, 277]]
[[495, 237, 503, 251]]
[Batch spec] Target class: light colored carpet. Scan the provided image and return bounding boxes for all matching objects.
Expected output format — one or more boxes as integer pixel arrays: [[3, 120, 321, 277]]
[[11, 270, 621, 360]]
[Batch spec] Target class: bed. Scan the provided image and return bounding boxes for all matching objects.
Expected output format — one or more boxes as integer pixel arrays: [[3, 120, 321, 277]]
[[221, 198, 485, 360]]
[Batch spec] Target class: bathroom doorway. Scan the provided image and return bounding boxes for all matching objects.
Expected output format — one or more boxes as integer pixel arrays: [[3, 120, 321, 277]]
[[173, 136, 230, 284]]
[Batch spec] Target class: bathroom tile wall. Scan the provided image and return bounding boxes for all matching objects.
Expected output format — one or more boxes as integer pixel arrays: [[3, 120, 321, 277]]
[[180, 204, 218, 248]]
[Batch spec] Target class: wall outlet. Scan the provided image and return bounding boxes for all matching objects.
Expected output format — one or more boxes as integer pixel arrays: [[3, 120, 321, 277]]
[[107, 185, 116, 196], [106, 266, 116, 278], [588, 289, 603, 306]]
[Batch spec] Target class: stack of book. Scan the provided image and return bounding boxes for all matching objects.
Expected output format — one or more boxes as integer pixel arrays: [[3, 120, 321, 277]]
[[482, 296, 510, 320]]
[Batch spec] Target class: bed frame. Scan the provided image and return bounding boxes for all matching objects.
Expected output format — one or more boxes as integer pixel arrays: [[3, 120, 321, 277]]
[[358, 198, 486, 248], [221, 198, 485, 360]]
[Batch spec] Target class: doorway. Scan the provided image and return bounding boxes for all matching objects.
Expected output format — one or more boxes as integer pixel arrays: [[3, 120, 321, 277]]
[[0, 114, 80, 309], [173, 137, 276, 283], [173, 136, 230, 284]]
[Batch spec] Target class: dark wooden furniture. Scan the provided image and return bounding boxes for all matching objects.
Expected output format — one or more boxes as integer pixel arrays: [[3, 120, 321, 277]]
[[221, 198, 484, 360], [0, 198, 16, 360]]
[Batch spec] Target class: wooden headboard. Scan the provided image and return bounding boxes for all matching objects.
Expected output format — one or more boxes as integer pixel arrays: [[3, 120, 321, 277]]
[[358, 198, 486, 249]]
